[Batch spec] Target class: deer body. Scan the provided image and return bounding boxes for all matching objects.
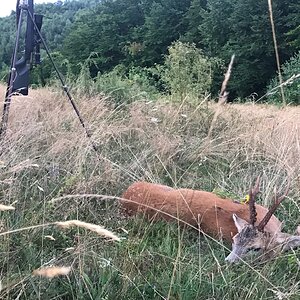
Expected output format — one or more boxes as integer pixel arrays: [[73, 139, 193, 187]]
[[121, 181, 282, 242]]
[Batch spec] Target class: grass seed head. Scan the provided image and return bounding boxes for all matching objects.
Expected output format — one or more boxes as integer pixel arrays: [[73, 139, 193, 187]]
[[0, 204, 15, 211], [32, 266, 71, 278], [55, 220, 121, 241]]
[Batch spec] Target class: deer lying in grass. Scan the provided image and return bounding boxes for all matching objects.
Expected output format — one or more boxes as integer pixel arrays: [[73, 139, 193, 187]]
[[121, 178, 300, 263]]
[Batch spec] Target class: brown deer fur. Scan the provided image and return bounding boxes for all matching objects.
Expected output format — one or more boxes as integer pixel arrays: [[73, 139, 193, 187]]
[[121, 181, 282, 242]]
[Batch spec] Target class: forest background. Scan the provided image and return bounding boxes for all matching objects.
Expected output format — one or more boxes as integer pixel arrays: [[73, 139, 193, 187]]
[[0, 0, 299, 103]]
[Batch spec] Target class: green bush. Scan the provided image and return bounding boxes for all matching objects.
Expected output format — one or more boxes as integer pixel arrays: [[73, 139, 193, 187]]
[[159, 41, 219, 101], [30, 51, 72, 86], [94, 66, 158, 106], [267, 51, 300, 104]]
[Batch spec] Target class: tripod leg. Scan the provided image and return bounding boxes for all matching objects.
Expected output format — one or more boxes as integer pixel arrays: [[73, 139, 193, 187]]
[[27, 10, 98, 152]]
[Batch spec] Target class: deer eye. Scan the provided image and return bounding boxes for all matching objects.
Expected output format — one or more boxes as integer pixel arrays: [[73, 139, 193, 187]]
[[253, 247, 261, 252], [248, 247, 261, 252]]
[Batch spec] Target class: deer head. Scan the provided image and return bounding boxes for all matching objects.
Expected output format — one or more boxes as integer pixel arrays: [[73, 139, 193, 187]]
[[225, 177, 300, 263]]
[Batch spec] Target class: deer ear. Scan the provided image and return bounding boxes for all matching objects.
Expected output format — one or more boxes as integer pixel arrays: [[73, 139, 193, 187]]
[[232, 214, 249, 233]]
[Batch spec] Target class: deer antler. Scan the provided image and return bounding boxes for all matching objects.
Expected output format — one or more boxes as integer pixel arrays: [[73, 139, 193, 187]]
[[248, 176, 261, 226], [257, 179, 290, 232]]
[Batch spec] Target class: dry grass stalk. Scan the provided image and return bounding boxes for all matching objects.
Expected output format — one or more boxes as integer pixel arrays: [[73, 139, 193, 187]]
[[257, 73, 300, 102], [219, 54, 235, 105], [32, 266, 71, 278], [0, 223, 52, 237], [7, 160, 39, 174], [207, 54, 235, 140], [44, 235, 56, 241], [267, 0, 286, 106], [0, 204, 15, 211], [55, 220, 121, 241], [0, 218, 120, 241]]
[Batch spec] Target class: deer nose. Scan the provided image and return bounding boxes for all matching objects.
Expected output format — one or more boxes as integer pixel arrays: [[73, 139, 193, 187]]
[[225, 252, 239, 263]]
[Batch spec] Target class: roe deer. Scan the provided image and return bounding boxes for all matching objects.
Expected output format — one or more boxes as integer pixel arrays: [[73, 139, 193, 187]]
[[121, 178, 300, 263]]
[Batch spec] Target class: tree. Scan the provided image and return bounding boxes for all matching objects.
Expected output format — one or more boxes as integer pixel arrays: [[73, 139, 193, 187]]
[[198, 0, 298, 98], [63, 0, 145, 74], [136, 0, 191, 66], [284, 2, 300, 52], [267, 51, 300, 104], [183, 0, 207, 47]]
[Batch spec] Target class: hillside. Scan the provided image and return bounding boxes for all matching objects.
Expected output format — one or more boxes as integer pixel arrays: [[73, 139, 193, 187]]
[[0, 83, 300, 298]]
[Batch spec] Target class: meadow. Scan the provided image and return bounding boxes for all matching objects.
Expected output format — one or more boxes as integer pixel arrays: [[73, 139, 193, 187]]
[[0, 83, 300, 299]]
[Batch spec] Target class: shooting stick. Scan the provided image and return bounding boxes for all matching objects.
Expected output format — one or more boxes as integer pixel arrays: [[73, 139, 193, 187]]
[[0, 7, 24, 138]]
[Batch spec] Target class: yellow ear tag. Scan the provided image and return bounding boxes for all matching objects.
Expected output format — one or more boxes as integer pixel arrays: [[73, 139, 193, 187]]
[[241, 194, 250, 204]]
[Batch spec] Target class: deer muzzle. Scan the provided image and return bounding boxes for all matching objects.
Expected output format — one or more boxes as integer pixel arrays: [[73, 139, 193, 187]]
[[225, 244, 245, 263]]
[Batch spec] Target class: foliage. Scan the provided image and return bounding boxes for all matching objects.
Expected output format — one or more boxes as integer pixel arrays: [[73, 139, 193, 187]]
[[0, 0, 299, 100], [136, 0, 191, 66], [0, 63, 9, 82], [94, 66, 159, 106], [285, 3, 300, 51], [267, 51, 300, 104], [195, 0, 298, 99], [60, 0, 300, 99], [183, 0, 207, 47], [0, 13, 16, 66], [0, 0, 97, 67], [62, 0, 145, 75], [30, 51, 72, 86], [160, 41, 218, 100], [71, 41, 217, 105], [68, 62, 159, 106]]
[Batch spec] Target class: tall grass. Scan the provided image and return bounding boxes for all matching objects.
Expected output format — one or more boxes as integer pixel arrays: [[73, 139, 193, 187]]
[[0, 83, 300, 299]]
